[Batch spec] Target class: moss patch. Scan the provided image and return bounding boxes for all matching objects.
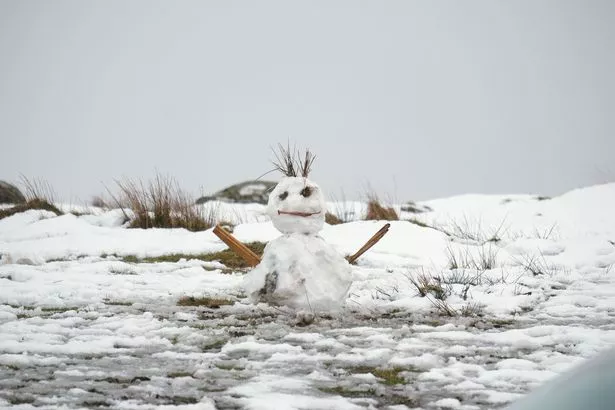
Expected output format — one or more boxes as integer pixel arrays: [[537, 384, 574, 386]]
[[121, 255, 140, 263], [167, 372, 193, 378], [177, 296, 234, 308], [372, 368, 406, 385], [103, 300, 133, 306], [41, 306, 80, 313], [318, 386, 376, 398], [349, 366, 409, 385], [122, 242, 266, 269]]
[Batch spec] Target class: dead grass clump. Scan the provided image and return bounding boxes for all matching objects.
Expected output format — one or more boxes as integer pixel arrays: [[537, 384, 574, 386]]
[[0, 198, 62, 220], [406, 268, 487, 317], [20, 175, 57, 203], [446, 243, 499, 271], [108, 173, 212, 231], [91, 195, 109, 208], [460, 302, 485, 317], [325, 212, 343, 225], [0, 176, 62, 220], [177, 296, 233, 308], [365, 194, 399, 221], [439, 216, 507, 244], [514, 251, 561, 276], [406, 269, 450, 300]]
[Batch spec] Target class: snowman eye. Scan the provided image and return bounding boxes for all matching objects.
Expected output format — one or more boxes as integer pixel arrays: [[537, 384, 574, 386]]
[[300, 186, 312, 198], [279, 191, 289, 200]]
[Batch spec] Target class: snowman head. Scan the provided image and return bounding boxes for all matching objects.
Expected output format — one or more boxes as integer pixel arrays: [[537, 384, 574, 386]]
[[266, 145, 326, 235], [268, 177, 326, 234]]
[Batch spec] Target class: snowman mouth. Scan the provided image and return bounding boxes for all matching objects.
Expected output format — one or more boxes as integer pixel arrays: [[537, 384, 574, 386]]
[[278, 210, 321, 217]]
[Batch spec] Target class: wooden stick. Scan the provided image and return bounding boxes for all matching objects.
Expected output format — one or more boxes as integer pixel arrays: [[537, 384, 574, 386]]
[[346, 223, 391, 264], [213, 224, 261, 267]]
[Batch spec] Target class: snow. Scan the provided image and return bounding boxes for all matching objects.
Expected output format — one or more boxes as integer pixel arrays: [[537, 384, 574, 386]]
[[0, 183, 614, 409], [0, 210, 226, 264]]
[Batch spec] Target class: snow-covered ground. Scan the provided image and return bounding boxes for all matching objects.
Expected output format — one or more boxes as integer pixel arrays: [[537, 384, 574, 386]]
[[1, 183, 615, 409]]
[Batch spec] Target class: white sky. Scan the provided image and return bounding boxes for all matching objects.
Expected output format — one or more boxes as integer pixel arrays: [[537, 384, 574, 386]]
[[1, 1, 613, 203]]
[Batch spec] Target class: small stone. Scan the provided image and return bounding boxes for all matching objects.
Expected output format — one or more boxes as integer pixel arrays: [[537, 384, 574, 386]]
[[295, 311, 315, 326]]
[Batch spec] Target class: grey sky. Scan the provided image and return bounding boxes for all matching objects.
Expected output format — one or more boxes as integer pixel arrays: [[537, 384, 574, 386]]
[[1, 1, 613, 203]]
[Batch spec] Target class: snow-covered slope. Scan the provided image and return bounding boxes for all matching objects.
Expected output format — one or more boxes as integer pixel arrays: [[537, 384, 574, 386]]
[[0, 183, 614, 409]]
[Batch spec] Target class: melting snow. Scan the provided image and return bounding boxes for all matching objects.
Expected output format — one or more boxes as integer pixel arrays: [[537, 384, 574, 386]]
[[0, 183, 614, 409]]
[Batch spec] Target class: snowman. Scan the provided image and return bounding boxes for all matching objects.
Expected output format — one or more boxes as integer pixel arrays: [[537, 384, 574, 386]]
[[243, 148, 353, 313]]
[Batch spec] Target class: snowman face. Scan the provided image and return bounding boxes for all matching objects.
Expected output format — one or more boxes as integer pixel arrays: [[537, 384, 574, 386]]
[[267, 176, 326, 234]]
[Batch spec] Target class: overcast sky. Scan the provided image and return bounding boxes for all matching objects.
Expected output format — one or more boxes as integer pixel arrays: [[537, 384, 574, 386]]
[[1, 1, 613, 203]]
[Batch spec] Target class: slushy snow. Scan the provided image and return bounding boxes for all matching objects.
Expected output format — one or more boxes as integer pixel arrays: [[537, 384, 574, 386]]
[[1, 183, 615, 409]]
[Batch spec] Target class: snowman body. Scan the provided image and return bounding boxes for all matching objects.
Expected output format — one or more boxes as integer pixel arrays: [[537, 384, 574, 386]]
[[243, 176, 352, 312]]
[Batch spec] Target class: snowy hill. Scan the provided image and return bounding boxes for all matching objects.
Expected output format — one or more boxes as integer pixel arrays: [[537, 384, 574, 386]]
[[1, 183, 614, 409]]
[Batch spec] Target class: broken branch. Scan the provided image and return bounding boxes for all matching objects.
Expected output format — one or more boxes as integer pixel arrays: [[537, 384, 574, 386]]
[[213, 224, 262, 267], [346, 223, 391, 264]]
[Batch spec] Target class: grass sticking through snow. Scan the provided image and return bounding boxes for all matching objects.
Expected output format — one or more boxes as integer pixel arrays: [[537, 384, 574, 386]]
[[325, 212, 343, 225], [407, 218, 429, 228], [108, 172, 213, 231], [364, 194, 399, 221], [350, 366, 408, 385], [1, 175, 62, 220], [0, 198, 62, 220], [122, 242, 266, 269]]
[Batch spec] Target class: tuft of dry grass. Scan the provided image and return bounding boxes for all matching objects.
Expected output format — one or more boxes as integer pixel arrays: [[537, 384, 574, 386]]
[[0, 198, 62, 220], [90, 195, 109, 209], [438, 216, 507, 244], [325, 212, 343, 225], [460, 302, 485, 317], [406, 268, 450, 300], [428, 297, 457, 317], [514, 251, 562, 277], [1, 176, 62, 220], [20, 175, 57, 203], [406, 268, 488, 317], [107, 173, 212, 231], [446, 243, 499, 271], [364, 193, 399, 221]]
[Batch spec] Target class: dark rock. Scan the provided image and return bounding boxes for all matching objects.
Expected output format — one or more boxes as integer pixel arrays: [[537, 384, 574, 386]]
[[0, 181, 26, 204], [400, 201, 433, 214], [196, 180, 276, 205]]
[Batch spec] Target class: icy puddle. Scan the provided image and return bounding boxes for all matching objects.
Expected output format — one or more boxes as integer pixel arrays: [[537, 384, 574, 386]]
[[2, 298, 614, 410]]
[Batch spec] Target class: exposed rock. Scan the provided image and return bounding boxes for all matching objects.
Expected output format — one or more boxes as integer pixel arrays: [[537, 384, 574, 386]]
[[0, 180, 25, 204], [196, 180, 276, 205], [15, 257, 35, 266], [400, 201, 433, 213]]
